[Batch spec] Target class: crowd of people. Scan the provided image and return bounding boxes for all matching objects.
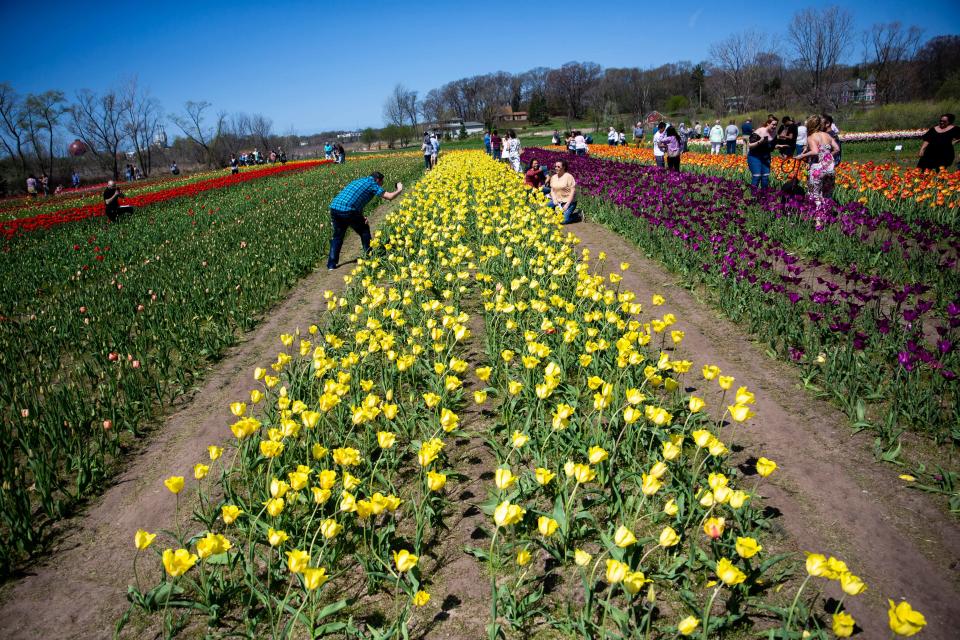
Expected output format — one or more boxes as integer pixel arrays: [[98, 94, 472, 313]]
[[323, 142, 347, 164]]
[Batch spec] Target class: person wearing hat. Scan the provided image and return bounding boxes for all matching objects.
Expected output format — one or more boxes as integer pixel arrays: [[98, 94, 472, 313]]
[[326, 172, 403, 270]]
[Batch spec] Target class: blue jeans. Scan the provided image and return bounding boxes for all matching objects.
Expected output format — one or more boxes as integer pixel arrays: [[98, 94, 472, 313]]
[[493, 148, 501, 160], [575, 148, 586, 156], [654, 155, 665, 168], [795, 144, 804, 156], [726, 140, 736, 154], [548, 197, 579, 223], [747, 154, 771, 188], [328, 208, 371, 269]]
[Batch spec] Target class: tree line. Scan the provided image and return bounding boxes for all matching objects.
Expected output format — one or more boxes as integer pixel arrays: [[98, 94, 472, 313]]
[[0, 78, 301, 192], [381, 11, 959, 130]]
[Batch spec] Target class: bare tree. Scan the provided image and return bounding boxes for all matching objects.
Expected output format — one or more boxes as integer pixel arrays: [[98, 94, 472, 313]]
[[120, 79, 161, 175], [170, 100, 224, 167], [547, 62, 602, 120], [420, 88, 447, 126], [249, 113, 274, 151], [22, 91, 66, 178], [70, 89, 125, 180], [383, 84, 407, 128], [788, 6, 854, 108], [709, 31, 765, 112], [863, 22, 923, 103], [0, 83, 29, 172]]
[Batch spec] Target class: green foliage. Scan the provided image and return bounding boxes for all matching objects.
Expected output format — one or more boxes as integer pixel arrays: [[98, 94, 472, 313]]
[[664, 95, 690, 113], [528, 92, 549, 125]]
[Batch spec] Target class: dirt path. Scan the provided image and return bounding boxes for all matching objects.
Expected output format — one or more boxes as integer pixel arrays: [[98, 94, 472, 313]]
[[0, 202, 392, 639], [568, 220, 960, 639]]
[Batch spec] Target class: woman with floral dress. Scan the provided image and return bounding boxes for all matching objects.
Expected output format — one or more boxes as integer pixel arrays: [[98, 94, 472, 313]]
[[795, 114, 837, 218]]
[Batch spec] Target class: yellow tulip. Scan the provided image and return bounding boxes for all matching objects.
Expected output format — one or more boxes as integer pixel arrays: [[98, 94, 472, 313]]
[[662, 440, 681, 460], [393, 549, 419, 572], [493, 500, 525, 527], [735, 536, 762, 559], [715, 557, 746, 586], [691, 429, 712, 448], [208, 445, 223, 461], [230, 402, 246, 417], [267, 528, 288, 547], [511, 431, 530, 448], [250, 389, 263, 404], [516, 549, 532, 566], [495, 467, 516, 490], [717, 375, 734, 390], [678, 615, 700, 635], [755, 457, 777, 477], [574, 549, 592, 566], [663, 498, 679, 516], [605, 559, 629, 584], [162, 548, 198, 577], [573, 463, 596, 484], [475, 366, 492, 381], [840, 572, 866, 595], [888, 600, 926, 636], [312, 444, 329, 460], [412, 589, 431, 606], [164, 476, 184, 494], [507, 380, 523, 395], [221, 505, 242, 524], [286, 549, 310, 574], [377, 431, 396, 449], [264, 498, 284, 517], [134, 529, 156, 550], [659, 526, 680, 547], [622, 570, 649, 594], [688, 396, 705, 413], [702, 365, 720, 380], [534, 467, 556, 485], [805, 553, 827, 577], [588, 446, 608, 464], [652, 294, 665, 305], [193, 463, 209, 480], [301, 566, 329, 590], [640, 473, 661, 495], [614, 525, 637, 547], [320, 518, 342, 539], [426, 471, 447, 492], [260, 440, 284, 458], [832, 612, 854, 638], [727, 404, 755, 422]]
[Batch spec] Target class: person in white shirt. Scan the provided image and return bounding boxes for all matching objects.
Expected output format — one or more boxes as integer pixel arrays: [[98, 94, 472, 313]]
[[618, 130, 626, 146], [709, 120, 724, 155], [574, 131, 588, 156], [607, 126, 618, 145], [506, 130, 522, 172], [725, 120, 739, 154], [652, 122, 666, 168], [795, 124, 808, 156]]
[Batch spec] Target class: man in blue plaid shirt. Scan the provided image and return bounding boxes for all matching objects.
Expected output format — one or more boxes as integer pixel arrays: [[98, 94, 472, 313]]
[[327, 171, 403, 270]]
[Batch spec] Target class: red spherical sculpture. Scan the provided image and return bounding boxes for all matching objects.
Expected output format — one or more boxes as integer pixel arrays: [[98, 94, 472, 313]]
[[68, 139, 88, 157]]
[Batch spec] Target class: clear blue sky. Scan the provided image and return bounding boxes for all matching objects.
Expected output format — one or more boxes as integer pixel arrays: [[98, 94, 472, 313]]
[[2, 0, 958, 133]]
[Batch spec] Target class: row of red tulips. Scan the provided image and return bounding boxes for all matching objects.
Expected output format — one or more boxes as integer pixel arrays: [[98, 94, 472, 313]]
[[0, 160, 330, 239]]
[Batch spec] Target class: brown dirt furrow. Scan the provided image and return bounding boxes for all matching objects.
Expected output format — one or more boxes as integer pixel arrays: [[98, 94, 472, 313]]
[[0, 203, 390, 639], [567, 220, 960, 640]]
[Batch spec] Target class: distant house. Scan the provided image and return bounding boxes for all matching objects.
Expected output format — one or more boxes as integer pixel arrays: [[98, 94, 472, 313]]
[[494, 106, 528, 123], [830, 77, 877, 105], [723, 96, 747, 112], [427, 120, 486, 136], [644, 111, 666, 125]]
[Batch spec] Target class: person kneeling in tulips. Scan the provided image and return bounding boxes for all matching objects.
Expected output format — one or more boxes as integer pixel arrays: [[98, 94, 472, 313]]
[[326, 171, 403, 270], [546, 159, 580, 225]]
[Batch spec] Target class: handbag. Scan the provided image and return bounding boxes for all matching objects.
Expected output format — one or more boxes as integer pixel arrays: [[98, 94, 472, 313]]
[[780, 159, 806, 197]]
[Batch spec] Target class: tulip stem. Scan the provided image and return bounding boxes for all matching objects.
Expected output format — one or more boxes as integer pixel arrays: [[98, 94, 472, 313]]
[[700, 585, 721, 640], [784, 574, 812, 633]]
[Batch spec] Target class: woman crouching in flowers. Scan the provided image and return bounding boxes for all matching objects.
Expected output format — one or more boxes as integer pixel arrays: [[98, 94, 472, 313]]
[[795, 114, 837, 226]]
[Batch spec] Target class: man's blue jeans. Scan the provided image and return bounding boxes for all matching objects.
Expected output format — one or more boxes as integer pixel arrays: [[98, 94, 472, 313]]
[[655, 155, 665, 168], [726, 140, 737, 154], [328, 208, 371, 269], [493, 148, 501, 161]]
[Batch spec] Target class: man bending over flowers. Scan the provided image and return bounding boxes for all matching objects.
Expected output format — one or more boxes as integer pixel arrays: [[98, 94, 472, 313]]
[[327, 171, 402, 270]]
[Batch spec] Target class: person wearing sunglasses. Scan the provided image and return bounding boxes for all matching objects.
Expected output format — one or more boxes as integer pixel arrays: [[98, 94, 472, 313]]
[[547, 159, 581, 224], [918, 113, 959, 171]]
